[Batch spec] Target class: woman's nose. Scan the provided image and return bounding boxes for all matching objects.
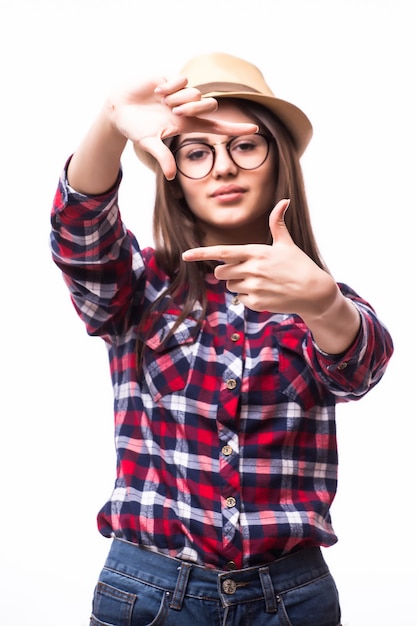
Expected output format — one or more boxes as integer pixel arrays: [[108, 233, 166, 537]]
[[211, 145, 239, 177]]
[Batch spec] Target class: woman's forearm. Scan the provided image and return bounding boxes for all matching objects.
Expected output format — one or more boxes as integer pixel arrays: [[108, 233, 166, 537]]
[[67, 102, 128, 195]]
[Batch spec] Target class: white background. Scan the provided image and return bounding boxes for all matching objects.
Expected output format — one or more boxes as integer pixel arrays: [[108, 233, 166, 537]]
[[0, 1, 415, 624]]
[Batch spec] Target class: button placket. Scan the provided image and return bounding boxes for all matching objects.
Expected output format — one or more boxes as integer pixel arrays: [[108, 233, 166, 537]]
[[216, 290, 244, 565]]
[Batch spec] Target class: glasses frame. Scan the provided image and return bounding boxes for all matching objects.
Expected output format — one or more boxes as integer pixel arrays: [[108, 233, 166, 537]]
[[172, 133, 272, 180]]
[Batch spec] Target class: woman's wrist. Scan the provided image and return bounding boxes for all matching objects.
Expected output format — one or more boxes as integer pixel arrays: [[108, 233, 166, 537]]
[[301, 281, 361, 355]]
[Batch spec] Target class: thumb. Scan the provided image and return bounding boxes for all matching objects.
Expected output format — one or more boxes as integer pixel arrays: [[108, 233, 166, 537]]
[[136, 136, 178, 180], [269, 198, 293, 245]]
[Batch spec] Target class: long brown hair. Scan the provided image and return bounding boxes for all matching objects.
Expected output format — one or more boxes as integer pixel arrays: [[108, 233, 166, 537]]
[[136, 99, 328, 368]]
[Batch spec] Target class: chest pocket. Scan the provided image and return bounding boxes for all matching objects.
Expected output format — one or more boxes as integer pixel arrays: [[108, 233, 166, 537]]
[[272, 321, 323, 411], [140, 312, 199, 402]]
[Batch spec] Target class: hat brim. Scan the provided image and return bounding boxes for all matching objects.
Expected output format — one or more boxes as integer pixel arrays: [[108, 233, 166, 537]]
[[203, 90, 313, 154], [133, 90, 312, 171]]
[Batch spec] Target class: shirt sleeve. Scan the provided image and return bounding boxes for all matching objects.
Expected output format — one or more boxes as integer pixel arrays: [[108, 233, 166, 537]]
[[302, 283, 394, 401], [50, 158, 146, 341]]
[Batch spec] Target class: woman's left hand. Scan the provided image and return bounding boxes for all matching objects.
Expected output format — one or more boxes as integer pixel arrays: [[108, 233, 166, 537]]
[[182, 199, 337, 318]]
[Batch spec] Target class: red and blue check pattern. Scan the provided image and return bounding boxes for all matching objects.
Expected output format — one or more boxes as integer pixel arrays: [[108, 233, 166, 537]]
[[51, 167, 393, 570]]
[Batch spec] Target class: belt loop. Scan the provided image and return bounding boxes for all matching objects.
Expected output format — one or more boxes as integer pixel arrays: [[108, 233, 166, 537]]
[[259, 566, 278, 613], [170, 562, 192, 611]]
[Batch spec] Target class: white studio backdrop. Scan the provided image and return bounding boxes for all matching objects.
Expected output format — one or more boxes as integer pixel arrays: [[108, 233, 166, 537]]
[[0, 1, 414, 624]]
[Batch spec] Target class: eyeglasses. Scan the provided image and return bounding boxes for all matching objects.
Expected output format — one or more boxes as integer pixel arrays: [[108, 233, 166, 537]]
[[172, 133, 272, 180]]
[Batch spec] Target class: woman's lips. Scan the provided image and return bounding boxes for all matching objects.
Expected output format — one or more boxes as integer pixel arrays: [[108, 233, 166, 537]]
[[210, 185, 246, 203]]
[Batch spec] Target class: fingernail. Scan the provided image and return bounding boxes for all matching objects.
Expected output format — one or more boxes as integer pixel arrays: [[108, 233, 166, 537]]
[[283, 198, 291, 219]]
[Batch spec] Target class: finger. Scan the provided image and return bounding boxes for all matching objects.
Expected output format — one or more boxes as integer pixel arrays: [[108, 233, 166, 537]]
[[153, 75, 189, 96], [173, 111, 258, 137], [269, 199, 293, 245], [170, 98, 221, 117], [182, 245, 250, 263], [137, 136, 178, 180], [197, 118, 259, 137], [214, 263, 246, 281], [162, 87, 209, 108], [226, 280, 248, 297]]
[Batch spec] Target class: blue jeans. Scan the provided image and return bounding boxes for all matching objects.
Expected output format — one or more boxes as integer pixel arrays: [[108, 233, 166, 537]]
[[90, 539, 342, 626]]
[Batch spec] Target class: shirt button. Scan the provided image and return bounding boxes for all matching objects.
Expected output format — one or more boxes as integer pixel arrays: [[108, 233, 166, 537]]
[[231, 296, 240, 305], [230, 332, 240, 342], [337, 361, 348, 370], [226, 496, 237, 508], [226, 561, 238, 571], [222, 579, 237, 594], [222, 445, 233, 456], [226, 378, 237, 390]]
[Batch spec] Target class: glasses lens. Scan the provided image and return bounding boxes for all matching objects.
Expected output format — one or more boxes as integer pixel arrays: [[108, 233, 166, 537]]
[[228, 135, 269, 170], [174, 143, 214, 179]]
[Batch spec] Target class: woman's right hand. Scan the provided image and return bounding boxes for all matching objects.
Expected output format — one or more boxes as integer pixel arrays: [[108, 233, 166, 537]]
[[107, 75, 257, 180], [67, 75, 257, 193]]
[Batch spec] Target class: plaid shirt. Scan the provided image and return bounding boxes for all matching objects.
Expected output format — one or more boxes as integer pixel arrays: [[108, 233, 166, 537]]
[[51, 166, 393, 570]]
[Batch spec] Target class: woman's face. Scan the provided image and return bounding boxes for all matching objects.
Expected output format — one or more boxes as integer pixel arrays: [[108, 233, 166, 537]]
[[175, 101, 277, 246]]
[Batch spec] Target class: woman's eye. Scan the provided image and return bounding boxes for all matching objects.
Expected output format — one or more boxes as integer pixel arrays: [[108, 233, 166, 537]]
[[186, 146, 211, 161], [232, 140, 257, 153]]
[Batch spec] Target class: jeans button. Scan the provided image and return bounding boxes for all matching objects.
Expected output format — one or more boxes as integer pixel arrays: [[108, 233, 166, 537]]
[[222, 579, 237, 594]]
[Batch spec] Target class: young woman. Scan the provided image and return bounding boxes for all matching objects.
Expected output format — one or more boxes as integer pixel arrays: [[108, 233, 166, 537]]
[[51, 52, 393, 626]]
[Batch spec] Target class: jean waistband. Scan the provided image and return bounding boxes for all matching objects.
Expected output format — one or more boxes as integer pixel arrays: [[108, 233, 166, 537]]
[[104, 539, 330, 612]]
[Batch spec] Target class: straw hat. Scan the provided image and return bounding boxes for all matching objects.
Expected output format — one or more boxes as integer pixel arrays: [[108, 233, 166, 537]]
[[134, 51, 313, 169]]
